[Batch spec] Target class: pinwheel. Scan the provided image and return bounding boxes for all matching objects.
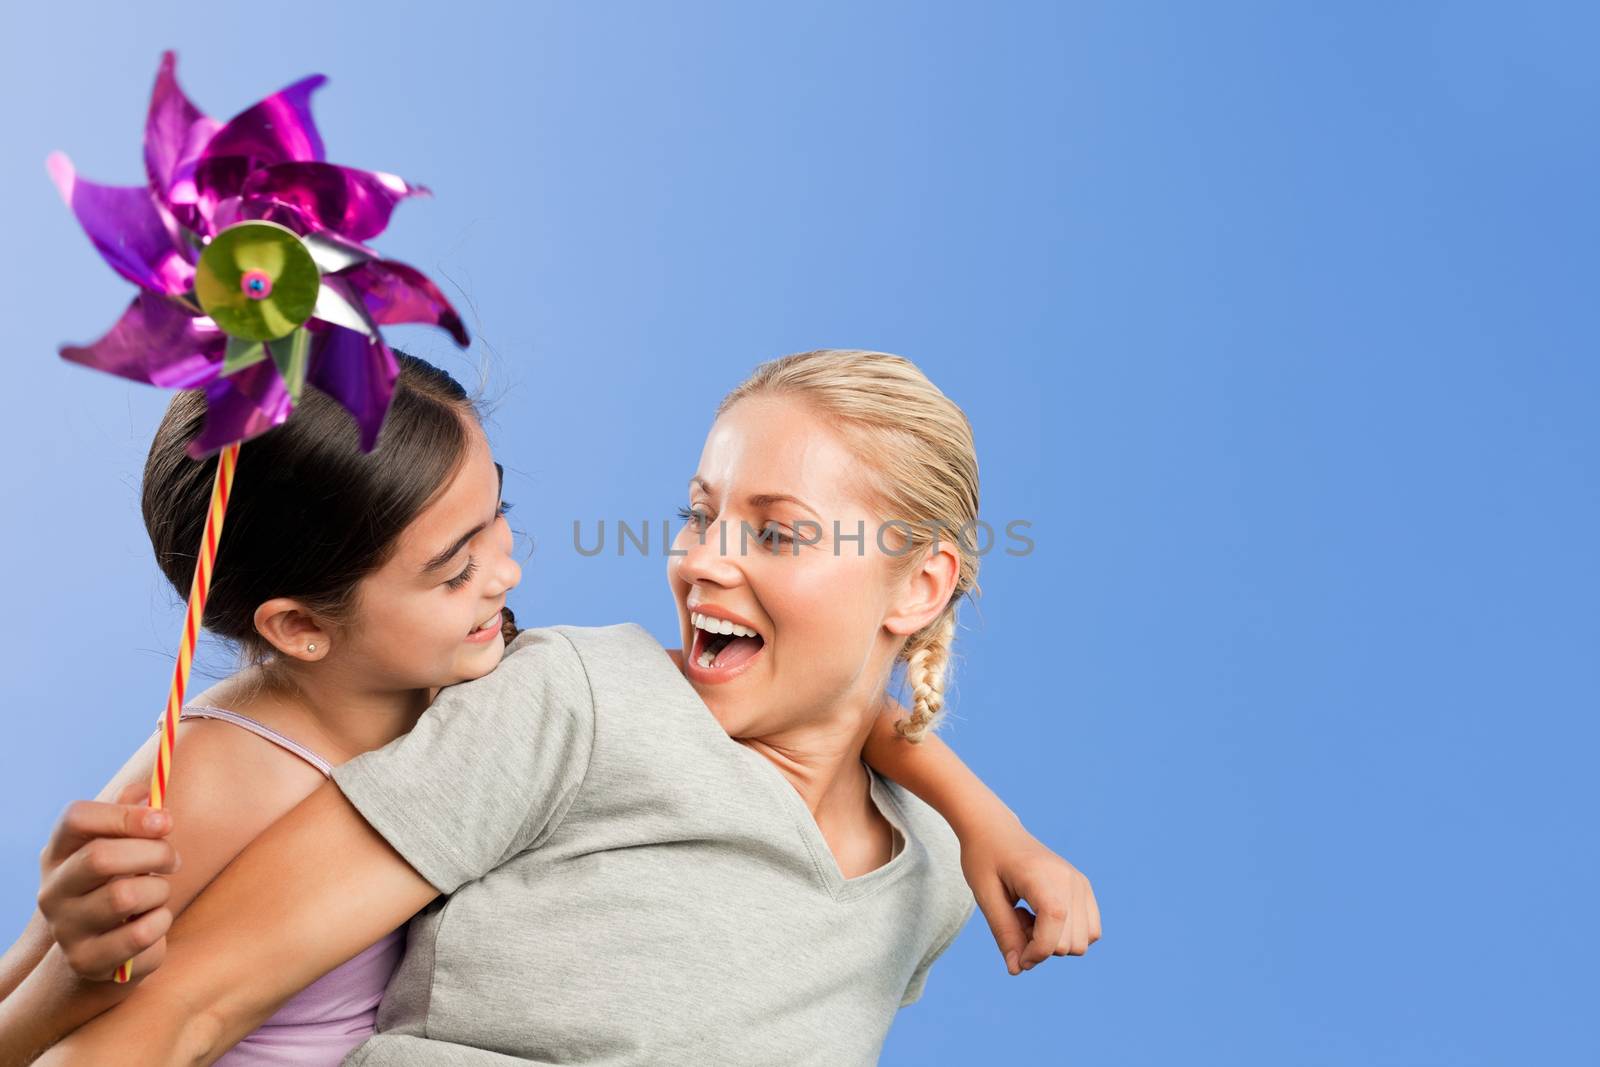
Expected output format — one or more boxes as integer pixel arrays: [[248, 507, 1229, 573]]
[[48, 52, 468, 981], [51, 50, 468, 457]]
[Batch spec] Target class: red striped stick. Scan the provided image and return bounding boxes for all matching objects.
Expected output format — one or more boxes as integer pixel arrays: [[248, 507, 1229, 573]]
[[114, 441, 240, 983]]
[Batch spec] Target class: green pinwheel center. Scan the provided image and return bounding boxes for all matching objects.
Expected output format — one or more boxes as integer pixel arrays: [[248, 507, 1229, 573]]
[[195, 221, 320, 342]]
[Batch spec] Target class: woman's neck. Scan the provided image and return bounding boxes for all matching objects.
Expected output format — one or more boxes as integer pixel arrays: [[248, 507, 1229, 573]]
[[194, 663, 431, 766], [741, 693, 889, 847]]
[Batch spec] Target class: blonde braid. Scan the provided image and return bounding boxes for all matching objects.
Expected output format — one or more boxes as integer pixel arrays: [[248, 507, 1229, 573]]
[[896, 609, 958, 743]]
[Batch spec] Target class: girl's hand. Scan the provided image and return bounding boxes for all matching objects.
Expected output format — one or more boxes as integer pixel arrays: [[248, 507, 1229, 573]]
[[36, 782, 181, 982], [963, 818, 1101, 974]]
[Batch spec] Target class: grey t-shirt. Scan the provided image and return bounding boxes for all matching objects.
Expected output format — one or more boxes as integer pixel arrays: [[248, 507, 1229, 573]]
[[331, 622, 975, 1067]]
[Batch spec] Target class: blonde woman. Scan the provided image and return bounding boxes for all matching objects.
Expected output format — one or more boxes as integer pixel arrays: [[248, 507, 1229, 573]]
[[41, 350, 1100, 1065]]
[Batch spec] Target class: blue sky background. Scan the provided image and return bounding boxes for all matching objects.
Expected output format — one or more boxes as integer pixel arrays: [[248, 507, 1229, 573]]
[[2, 2, 1596, 1063]]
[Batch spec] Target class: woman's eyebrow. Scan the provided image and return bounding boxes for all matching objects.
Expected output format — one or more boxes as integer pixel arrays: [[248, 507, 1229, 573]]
[[689, 476, 817, 517]]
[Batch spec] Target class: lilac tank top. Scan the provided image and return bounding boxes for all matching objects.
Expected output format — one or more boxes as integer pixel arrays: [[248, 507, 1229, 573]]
[[173, 707, 406, 1066]]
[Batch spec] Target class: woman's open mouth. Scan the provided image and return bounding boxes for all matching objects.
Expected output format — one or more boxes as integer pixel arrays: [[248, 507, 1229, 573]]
[[686, 610, 766, 683]]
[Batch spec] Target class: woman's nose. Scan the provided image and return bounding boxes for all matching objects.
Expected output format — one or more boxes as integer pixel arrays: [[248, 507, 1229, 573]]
[[676, 519, 745, 586]]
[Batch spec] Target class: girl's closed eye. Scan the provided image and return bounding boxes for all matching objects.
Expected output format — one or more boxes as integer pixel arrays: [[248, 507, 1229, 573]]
[[446, 558, 478, 591]]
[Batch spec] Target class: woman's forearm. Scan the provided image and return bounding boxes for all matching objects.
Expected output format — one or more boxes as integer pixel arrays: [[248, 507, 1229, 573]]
[[36, 782, 438, 1066], [863, 704, 1022, 839]]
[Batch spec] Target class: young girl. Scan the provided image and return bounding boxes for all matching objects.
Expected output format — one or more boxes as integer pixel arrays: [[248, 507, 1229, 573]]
[[7, 351, 1096, 1064]]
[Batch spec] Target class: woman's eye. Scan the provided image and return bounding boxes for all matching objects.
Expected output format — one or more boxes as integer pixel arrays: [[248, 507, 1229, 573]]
[[446, 558, 478, 590], [497, 500, 514, 520], [759, 524, 794, 546], [676, 504, 710, 530]]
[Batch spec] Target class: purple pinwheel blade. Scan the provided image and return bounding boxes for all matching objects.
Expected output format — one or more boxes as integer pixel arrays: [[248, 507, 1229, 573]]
[[47, 153, 195, 296], [200, 73, 327, 173], [188, 358, 295, 458], [208, 196, 316, 235], [242, 162, 426, 242], [143, 51, 219, 229], [192, 74, 327, 226], [61, 291, 224, 390], [306, 323, 399, 452], [336, 258, 470, 347]]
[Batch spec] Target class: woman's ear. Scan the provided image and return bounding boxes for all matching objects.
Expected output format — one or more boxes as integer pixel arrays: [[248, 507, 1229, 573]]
[[883, 541, 960, 638], [253, 598, 333, 661]]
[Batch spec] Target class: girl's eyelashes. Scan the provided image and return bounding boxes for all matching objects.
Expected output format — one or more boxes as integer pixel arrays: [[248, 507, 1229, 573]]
[[445, 557, 478, 591], [676, 504, 710, 530], [445, 503, 511, 590]]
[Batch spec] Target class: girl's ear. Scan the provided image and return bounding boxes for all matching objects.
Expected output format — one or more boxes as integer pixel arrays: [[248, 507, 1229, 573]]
[[883, 541, 960, 638], [253, 598, 333, 661]]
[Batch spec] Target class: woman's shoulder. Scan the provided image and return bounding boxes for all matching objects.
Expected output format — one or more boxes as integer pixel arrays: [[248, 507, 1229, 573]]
[[880, 780, 977, 912], [507, 622, 682, 695], [514, 620, 665, 656]]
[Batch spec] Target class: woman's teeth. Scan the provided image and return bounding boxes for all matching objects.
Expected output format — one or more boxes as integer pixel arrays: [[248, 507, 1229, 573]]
[[690, 612, 759, 639], [691, 612, 762, 669]]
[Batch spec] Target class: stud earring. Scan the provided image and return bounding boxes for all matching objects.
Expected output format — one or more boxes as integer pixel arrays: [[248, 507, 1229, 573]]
[[307, 643, 318, 653]]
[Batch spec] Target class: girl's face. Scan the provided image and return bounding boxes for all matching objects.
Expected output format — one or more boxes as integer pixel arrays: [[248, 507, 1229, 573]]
[[332, 423, 521, 691], [667, 396, 912, 740]]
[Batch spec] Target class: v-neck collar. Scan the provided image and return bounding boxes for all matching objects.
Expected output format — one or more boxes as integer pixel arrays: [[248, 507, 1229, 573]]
[[638, 623, 917, 902]]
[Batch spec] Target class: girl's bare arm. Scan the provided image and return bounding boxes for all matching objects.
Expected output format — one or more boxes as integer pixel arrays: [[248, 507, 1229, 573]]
[[36, 780, 436, 1067]]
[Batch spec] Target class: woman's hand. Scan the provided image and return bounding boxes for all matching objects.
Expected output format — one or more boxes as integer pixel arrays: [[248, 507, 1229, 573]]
[[962, 817, 1102, 974], [36, 782, 181, 982]]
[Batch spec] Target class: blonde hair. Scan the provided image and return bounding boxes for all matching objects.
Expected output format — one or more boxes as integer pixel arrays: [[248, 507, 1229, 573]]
[[716, 349, 981, 742]]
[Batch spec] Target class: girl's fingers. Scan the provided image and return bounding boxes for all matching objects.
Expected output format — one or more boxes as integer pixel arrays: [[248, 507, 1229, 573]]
[[1071, 904, 1090, 956], [119, 933, 169, 983], [52, 874, 172, 941], [41, 800, 170, 871], [113, 781, 149, 807], [1018, 892, 1067, 970], [40, 837, 180, 905], [972, 880, 1029, 975], [1014, 906, 1036, 945], [60, 905, 172, 982], [1086, 886, 1103, 943]]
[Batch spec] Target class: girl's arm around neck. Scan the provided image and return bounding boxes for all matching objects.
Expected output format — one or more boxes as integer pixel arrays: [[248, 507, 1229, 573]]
[[35, 781, 439, 1067], [862, 704, 1102, 972], [862, 702, 1021, 838]]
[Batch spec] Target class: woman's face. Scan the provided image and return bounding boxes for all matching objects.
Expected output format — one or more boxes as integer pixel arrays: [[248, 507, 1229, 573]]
[[667, 396, 911, 740], [333, 423, 521, 691]]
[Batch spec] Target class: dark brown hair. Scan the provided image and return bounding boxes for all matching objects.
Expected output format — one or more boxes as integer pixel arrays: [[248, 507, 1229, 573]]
[[142, 352, 478, 659]]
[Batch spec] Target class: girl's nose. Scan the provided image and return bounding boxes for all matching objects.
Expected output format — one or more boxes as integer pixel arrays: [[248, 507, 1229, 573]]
[[487, 552, 521, 597]]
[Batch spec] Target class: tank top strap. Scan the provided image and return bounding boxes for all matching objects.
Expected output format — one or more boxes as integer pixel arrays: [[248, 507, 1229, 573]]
[[175, 706, 335, 778]]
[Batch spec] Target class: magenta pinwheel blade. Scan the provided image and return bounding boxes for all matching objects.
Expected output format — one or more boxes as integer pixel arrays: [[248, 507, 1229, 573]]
[[47, 154, 195, 296], [242, 163, 426, 243], [143, 51, 221, 226], [201, 73, 328, 171], [337, 258, 470, 347], [306, 323, 400, 451], [187, 358, 295, 459], [60, 292, 224, 390]]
